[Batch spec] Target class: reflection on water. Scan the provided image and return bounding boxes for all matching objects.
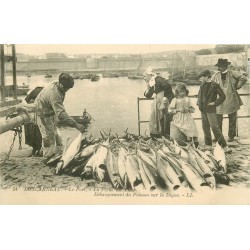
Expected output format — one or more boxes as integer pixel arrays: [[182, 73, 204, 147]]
[[4, 73, 250, 138]]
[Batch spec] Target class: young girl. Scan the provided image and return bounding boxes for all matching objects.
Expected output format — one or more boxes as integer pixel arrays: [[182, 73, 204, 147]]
[[168, 83, 199, 147]]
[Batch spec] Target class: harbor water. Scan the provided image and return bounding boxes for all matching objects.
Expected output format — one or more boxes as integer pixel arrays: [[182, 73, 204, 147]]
[[4, 73, 250, 139]]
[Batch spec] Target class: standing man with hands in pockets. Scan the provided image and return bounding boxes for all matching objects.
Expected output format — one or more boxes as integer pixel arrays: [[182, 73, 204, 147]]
[[34, 73, 86, 164]]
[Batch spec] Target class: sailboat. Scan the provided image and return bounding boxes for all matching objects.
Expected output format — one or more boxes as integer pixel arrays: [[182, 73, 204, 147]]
[[128, 55, 144, 80], [102, 57, 119, 78]]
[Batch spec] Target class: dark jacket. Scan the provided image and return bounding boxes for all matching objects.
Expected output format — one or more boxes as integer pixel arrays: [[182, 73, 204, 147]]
[[197, 81, 226, 113], [144, 76, 174, 103]]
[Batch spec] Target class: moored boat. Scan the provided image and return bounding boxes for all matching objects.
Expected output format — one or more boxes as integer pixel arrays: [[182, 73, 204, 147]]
[[128, 74, 144, 80], [102, 72, 119, 78], [44, 73, 52, 78], [90, 75, 100, 81]]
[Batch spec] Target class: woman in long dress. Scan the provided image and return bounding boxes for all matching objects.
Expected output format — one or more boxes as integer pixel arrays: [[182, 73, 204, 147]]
[[144, 67, 174, 138]]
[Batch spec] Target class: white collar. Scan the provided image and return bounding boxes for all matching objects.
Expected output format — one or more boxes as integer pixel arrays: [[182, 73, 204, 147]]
[[149, 75, 157, 87]]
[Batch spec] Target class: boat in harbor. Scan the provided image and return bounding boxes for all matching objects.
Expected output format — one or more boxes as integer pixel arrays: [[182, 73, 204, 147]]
[[128, 55, 144, 80], [80, 74, 92, 79], [90, 75, 100, 81], [17, 85, 30, 95], [102, 72, 119, 78], [44, 73, 52, 78], [5, 84, 30, 97], [128, 74, 144, 80]]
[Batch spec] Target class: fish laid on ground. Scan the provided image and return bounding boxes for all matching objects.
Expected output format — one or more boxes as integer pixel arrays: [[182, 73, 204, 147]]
[[117, 147, 128, 188], [213, 142, 227, 173], [80, 152, 98, 179], [187, 147, 204, 176], [137, 155, 158, 191], [156, 153, 183, 191], [194, 148, 217, 171], [125, 154, 144, 191], [105, 149, 123, 189], [76, 143, 99, 158], [159, 151, 191, 191], [46, 154, 62, 166], [189, 147, 216, 189], [137, 149, 156, 170], [92, 142, 109, 181], [55, 133, 83, 175], [179, 160, 212, 192]]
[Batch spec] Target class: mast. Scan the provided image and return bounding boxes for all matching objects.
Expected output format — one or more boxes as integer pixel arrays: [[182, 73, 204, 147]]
[[0, 44, 5, 103]]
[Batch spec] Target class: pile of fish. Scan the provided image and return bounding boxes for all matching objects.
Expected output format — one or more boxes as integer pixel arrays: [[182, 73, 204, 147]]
[[47, 130, 230, 192]]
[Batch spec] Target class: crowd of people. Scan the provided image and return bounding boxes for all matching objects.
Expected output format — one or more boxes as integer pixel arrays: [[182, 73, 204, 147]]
[[16, 58, 247, 164], [143, 58, 247, 154]]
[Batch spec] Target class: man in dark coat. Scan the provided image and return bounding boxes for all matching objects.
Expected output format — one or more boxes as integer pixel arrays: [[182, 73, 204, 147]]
[[197, 69, 232, 153]]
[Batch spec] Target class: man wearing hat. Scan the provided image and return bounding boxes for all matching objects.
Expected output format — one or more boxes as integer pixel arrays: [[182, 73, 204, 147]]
[[34, 73, 86, 163], [212, 59, 247, 142], [197, 69, 232, 153]]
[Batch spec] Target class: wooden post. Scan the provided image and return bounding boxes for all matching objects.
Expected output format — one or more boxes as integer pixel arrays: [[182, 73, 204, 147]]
[[182, 50, 187, 79], [0, 44, 5, 103], [137, 97, 141, 135], [12, 44, 17, 100]]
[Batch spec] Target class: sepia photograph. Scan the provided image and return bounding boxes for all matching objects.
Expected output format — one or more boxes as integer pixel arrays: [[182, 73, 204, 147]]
[[1, 2, 250, 250], [0, 44, 249, 204]]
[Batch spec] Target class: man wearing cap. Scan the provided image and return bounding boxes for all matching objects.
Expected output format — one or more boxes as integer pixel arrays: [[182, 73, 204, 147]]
[[197, 69, 232, 153], [34, 73, 86, 163], [212, 59, 247, 142]]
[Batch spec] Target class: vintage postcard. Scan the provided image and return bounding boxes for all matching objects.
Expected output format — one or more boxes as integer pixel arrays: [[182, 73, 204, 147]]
[[0, 44, 249, 204]]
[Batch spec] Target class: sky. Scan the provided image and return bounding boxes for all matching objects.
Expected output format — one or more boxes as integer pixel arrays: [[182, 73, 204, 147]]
[[15, 44, 216, 56]]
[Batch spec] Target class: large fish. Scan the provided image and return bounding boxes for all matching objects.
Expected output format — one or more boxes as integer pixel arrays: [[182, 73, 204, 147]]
[[156, 153, 183, 191], [178, 160, 212, 192], [137, 155, 158, 191], [189, 147, 216, 189], [76, 143, 99, 158], [213, 142, 227, 173], [125, 153, 144, 191], [81, 152, 98, 179], [46, 154, 62, 166], [137, 149, 156, 170], [105, 149, 124, 189], [159, 151, 191, 191], [92, 142, 109, 181], [117, 147, 128, 188], [187, 147, 203, 175], [55, 133, 83, 175]]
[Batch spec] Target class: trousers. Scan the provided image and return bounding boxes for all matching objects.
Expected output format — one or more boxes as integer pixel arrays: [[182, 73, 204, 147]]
[[36, 115, 63, 159], [201, 112, 227, 147], [217, 111, 237, 139]]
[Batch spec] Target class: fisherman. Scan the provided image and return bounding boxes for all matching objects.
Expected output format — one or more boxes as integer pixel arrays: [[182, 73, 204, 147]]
[[212, 59, 247, 142], [34, 73, 86, 163], [197, 69, 232, 153], [144, 66, 174, 138]]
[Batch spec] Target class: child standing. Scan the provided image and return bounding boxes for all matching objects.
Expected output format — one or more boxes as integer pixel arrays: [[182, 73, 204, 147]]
[[168, 83, 199, 147], [197, 69, 232, 153]]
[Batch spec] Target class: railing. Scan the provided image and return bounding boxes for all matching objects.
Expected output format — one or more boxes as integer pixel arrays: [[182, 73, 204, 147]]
[[137, 93, 250, 136]]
